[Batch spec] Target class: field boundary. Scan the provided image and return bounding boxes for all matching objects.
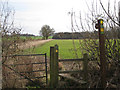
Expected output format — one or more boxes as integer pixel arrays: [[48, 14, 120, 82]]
[[18, 39, 53, 49], [49, 44, 97, 88]]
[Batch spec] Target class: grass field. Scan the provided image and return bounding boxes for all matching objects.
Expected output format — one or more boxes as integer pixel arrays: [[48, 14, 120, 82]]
[[26, 39, 84, 59], [20, 36, 42, 40], [20, 36, 53, 40], [2, 36, 53, 41]]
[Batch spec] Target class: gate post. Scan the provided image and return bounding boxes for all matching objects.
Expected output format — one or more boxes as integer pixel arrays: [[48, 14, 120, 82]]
[[83, 53, 88, 82], [50, 46, 54, 87], [54, 44, 59, 87], [45, 53, 48, 85], [50, 45, 59, 88]]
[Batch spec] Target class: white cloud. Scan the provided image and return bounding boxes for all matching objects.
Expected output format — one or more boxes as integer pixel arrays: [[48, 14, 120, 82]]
[[12, 0, 82, 35], [7, 0, 120, 35]]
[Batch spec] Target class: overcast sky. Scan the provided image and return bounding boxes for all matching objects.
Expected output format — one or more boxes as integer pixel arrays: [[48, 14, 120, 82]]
[[3, 0, 120, 35]]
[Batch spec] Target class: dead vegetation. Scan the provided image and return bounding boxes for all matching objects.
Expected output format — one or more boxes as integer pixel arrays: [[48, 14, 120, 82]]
[[66, 0, 120, 88], [2, 56, 48, 88], [1, 0, 120, 89], [0, 2, 49, 88]]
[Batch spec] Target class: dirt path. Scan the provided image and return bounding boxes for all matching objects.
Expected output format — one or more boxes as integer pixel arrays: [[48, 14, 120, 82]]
[[18, 39, 53, 49]]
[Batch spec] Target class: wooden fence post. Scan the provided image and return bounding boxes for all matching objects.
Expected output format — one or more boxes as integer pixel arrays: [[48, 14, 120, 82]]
[[83, 53, 88, 82], [50, 45, 59, 88], [54, 44, 59, 87], [50, 46, 54, 88], [98, 19, 106, 88]]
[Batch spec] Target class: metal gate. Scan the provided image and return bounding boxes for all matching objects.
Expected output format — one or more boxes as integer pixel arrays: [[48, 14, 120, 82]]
[[2, 53, 48, 88]]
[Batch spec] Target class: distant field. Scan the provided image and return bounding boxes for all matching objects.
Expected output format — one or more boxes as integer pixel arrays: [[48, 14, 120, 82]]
[[26, 40, 84, 59], [20, 36, 42, 40], [20, 36, 53, 40], [2, 36, 53, 41]]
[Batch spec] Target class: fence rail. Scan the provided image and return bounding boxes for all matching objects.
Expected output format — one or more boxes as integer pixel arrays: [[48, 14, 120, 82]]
[[59, 58, 84, 62], [3, 53, 46, 57], [59, 70, 83, 74], [8, 62, 46, 66], [59, 58, 97, 62], [49, 45, 90, 88]]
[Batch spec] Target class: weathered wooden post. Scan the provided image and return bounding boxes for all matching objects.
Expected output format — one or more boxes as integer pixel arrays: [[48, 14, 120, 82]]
[[99, 19, 106, 88], [50, 46, 54, 87], [96, 19, 106, 88], [118, 2, 120, 63], [118, 1, 120, 85], [50, 45, 59, 88], [45, 53, 48, 85], [54, 44, 59, 87], [83, 53, 88, 82]]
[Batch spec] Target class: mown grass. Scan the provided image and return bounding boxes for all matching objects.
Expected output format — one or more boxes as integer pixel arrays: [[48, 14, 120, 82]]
[[26, 39, 83, 59]]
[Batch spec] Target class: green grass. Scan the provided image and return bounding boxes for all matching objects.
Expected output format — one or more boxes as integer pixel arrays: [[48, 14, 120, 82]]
[[2, 36, 42, 41], [2, 36, 53, 41], [48, 36, 53, 39], [20, 36, 42, 40], [26, 40, 83, 59], [20, 36, 53, 40], [24, 39, 120, 59]]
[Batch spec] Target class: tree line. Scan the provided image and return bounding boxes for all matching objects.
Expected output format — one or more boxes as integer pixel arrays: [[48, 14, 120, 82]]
[[52, 29, 120, 39]]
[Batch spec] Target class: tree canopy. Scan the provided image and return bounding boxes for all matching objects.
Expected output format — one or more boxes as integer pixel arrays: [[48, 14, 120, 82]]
[[40, 25, 55, 39]]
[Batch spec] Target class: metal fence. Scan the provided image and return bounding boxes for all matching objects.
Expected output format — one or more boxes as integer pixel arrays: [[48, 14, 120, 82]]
[[2, 53, 48, 88]]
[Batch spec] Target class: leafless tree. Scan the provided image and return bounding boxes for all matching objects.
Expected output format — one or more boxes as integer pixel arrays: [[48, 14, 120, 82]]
[[69, 0, 120, 88], [0, 1, 36, 88], [0, 1, 21, 88]]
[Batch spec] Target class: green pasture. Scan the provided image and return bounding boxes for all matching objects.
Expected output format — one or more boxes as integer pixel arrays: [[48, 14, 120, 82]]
[[2, 36, 53, 41], [22, 39, 120, 59], [26, 40, 84, 59], [20, 36, 52, 40]]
